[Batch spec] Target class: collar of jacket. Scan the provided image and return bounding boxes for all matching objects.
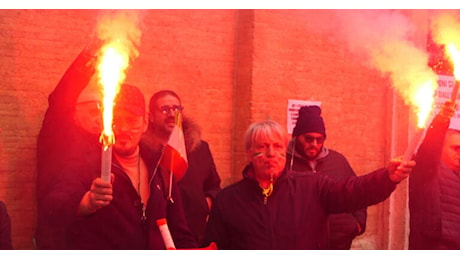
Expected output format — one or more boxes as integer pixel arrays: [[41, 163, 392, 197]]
[[241, 163, 288, 185], [142, 115, 202, 153]]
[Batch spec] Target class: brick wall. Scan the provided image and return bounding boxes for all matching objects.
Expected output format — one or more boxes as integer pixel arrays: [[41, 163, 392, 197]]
[[0, 9, 429, 249], [242, 10, 390, 249], [0, 9, 236, 249], [0, 9, 103, 249]]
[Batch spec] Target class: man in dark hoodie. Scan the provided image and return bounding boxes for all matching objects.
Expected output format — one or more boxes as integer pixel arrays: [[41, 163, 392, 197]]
[[142, 90, 222, 246], [204, 119, 415, 250], [286, 105, 367, 249]]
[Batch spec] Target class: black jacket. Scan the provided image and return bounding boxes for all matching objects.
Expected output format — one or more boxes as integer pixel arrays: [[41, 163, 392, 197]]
[[177, 140, 221, 246], [40, 143, 197, 249], [142, 117, 222, 246], [204, 165, 396, 250], [286, 141, 367, 249], [0, 201, 12, 249], [409, 112, 460, 249], [35, 48, 100, 249]]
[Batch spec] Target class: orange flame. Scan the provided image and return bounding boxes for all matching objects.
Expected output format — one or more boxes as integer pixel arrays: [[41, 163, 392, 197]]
[[431, 11, 460, 74], [447, 43, 460, 80], [95, 10, 142, 148], [430, 11, 460, 102], [98, 42, 130, 148], [412, 80, 436, 128]]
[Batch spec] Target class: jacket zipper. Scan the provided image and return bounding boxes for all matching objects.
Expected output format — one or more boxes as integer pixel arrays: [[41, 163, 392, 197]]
[[113, 162, 152, 225], [142, 163, 158, 224]]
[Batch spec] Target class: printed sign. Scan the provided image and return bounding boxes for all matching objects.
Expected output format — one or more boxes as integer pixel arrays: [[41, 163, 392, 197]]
[[287, 99, 321, 134], [434, 74, 460, 130], [287, 75, 459, 135]]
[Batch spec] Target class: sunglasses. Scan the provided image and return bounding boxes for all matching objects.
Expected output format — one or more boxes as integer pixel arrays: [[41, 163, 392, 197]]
[[303, 135, 325, 144], [158, 105, 184, 115]]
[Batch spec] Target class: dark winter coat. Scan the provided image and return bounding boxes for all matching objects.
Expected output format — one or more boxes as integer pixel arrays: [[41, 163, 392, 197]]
[[203, 164, 397, 250], [286, 140, 367, 249], [142, 116, 222, 246], [0, 201, 12, 249], [35, 48, 100, 249], [409, 113, 460, 249], [37, 48, 99, 201], [177, 140, 221, 246], [40, 143, 197, 249]]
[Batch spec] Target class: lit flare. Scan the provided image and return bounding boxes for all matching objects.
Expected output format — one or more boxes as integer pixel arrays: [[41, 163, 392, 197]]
[[98, 43, 130, 148]]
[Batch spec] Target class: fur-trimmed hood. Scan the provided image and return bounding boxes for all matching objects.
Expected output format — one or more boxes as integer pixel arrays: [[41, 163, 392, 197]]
[[141, 115, 202, 153]]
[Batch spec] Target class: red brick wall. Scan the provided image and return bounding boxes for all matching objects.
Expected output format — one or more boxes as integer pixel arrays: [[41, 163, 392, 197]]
[[0, 9, 102, 249], [253, 10, 397, 249], [0, 9, 236, 249], [232, 9, 427, 249], [0, 9, 429, 249]]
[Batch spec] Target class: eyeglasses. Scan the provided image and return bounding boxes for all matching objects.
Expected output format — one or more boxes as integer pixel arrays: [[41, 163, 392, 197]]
[[303, 135, 325, 144], [159, 105, 184, 115]]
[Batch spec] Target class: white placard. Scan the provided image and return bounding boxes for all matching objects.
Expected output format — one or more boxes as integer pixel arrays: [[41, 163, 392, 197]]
[[287, 99, 322, 135], [434, 74, 460, 130]]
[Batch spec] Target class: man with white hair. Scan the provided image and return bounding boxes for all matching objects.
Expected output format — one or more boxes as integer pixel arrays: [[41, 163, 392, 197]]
[[204, 119, 415, 250]]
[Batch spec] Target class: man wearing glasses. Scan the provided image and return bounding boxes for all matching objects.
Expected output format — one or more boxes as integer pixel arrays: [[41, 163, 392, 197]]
[[286, 105, 367, 250], [35, 42, 103, 249], [40, 84, 197, 249], [142, 90, 222, 247]]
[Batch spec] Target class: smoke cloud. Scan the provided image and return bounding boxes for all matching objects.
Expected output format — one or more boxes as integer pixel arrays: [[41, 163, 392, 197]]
[[95, 10, 144, 63], [332, 10, 438, 109]]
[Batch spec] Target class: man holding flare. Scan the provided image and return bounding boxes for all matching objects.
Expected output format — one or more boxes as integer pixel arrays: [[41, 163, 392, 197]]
[[204, 119, 415, 250]]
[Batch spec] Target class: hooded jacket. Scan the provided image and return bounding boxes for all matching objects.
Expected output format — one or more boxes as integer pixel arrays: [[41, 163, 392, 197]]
[[286, 139, 367, 249], [204, 164, 396, 250], [142, 116, 222, 246]]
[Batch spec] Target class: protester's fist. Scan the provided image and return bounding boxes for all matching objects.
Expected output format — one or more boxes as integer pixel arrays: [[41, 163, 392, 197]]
[[387, 157, 416, 183], [440, 100, 456, 120], [78, 174, 114, 216], [88, 177, 113, 208]]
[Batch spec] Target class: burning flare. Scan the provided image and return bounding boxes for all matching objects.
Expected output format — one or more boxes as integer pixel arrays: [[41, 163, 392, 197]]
[[447, 43, 460, 79], [412, 81, 436, 128], [431, 11, 460, 103], [98, 43, 130, 148], [446, 44, 460, 105], [96, 10, 141, 148], [94, 10, 142, 182]]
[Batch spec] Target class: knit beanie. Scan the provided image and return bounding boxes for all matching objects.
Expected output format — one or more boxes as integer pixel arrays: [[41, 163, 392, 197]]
[[292, 105, 326, 137]]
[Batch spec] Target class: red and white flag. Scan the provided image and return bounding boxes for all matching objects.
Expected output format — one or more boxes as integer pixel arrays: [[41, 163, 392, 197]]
[[160, 112, 188, 181]]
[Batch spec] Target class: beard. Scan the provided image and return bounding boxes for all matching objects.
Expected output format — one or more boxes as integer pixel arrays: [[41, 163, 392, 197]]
[[114, 145, 137, 157], [114, 133, 138, 157], [303, 146, 320, 160], [149, 117, 175, 137]]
